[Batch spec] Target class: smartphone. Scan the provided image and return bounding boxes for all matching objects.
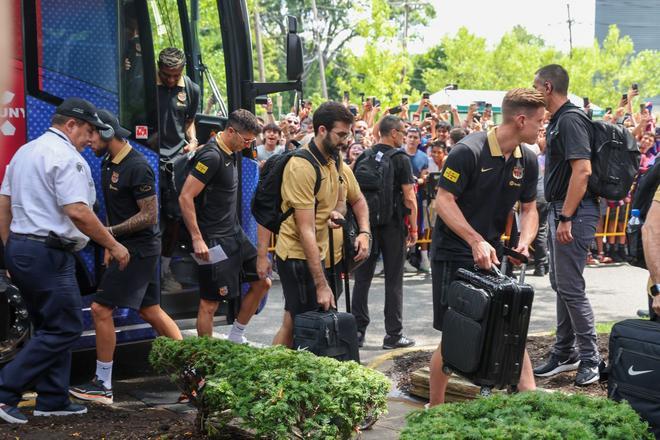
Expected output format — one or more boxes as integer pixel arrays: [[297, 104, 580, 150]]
[[640, 103, 646, 112], [605, 107, 612, 113], [485, 103, 492, 109], [402, 96, 409, 105], [632, 83, 639, 92], [389, 106, 402, 115], [581, 97, 589, 108], [622, 93, 628, 104], [359, 92, 365, 103], [343, 91, 349, 102], [349, 106, 357, 116], [255, 95, 268, 106], [476, 101, 486, 110], [373, 98, 381, 107], [422, 92, 430, 100]]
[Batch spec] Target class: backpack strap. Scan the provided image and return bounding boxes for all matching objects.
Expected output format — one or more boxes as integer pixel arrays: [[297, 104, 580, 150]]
[[294, 149, 322, 197]]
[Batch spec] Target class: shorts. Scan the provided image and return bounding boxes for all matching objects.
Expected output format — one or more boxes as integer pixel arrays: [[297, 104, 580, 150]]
[[432, 259, 474, 331], [198, 230, 259, 301], [95, 254, 160, 310], [277, 257, 320, 318]]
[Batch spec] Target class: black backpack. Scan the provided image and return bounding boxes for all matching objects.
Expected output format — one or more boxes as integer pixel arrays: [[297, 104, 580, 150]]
[[251, 149, 321, 234], [353, 148, 406, 227], [563, 109, 640, 200], [161, 141, 220, 220], [627, 162, 659, 269]]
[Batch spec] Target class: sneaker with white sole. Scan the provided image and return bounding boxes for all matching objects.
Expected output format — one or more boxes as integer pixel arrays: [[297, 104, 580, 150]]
[[0, 403, 27, 424], [533, 352, 580, 377], [69, 377, 113, 405], [34, 403, 87, 417], [575, 360, 601, 386]]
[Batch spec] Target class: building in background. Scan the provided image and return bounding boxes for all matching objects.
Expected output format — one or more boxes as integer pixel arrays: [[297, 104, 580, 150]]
[[595, 0, 660, 52]]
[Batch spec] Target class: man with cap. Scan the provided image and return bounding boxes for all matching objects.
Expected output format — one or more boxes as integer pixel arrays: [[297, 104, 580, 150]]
[[69, 110, 182, 405], [0, 98, 130, 424]]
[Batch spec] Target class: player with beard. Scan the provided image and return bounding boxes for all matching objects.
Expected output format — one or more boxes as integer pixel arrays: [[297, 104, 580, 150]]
[[257, 101, 370, 347]]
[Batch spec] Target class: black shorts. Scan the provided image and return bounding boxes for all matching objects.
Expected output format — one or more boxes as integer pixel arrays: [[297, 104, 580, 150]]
[[432, 259, 474, 331], [95, 254, 160, 310], [277, 257, 323, 318], [198, 230, 259, 302]]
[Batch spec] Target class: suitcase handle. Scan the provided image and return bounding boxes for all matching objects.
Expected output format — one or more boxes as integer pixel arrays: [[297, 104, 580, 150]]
[[473, 264, 505, 279], [503, 247, 529, 264]]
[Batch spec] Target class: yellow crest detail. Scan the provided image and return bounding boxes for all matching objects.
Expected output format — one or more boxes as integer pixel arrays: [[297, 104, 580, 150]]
[[443, 167, 460, 183]]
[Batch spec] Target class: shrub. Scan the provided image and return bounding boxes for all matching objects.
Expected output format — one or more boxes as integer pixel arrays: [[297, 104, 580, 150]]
[[401, 391, 653, 440], [149, 337, 390, 439]]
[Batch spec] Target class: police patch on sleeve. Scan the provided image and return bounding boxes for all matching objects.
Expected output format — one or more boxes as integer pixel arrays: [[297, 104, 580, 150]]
[[443, 167, 460, 183], [195, 162, 208, 174]]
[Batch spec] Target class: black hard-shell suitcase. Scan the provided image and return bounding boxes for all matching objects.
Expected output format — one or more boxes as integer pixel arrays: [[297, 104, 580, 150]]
[[607, 319, 660, 438], [293, 227, 360, 362], [441, 259, 534, 393]]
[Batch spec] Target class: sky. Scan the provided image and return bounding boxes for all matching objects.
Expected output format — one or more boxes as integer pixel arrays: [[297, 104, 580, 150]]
[[406, 0, 596, 54]]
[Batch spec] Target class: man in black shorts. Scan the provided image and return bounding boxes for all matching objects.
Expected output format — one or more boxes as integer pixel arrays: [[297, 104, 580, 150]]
[[428, 89, 544, 406], [70, 110, 182, 405], [179, 109, 271, 342], [256, 102, 370, 347]]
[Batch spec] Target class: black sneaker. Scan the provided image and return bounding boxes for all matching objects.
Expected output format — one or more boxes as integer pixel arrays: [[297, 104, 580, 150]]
[[575, 360, 600, 386], [0, 403, 27, 424], [533, 265, 546, 277], [382, 335, 415, 350], [69, 377, 113, 405], [34, 403, 87, 417], [533, 352, 579, 377]]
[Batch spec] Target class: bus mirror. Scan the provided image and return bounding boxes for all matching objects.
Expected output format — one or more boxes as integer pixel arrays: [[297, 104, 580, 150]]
[[286, 16, 303, 82]]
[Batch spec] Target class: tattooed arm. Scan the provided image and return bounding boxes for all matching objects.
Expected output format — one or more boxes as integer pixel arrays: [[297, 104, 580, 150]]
[[109, 195, 158, 237]]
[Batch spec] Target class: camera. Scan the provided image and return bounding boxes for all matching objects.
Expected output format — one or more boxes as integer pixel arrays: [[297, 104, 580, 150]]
[[389, 106, 402, 115], [422, 92, 430, 100], [583, 97, 590, 108], [425, 172, 442, 201]]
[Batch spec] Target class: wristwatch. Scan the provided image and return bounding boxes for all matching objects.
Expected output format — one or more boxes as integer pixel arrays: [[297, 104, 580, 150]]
[[651, 284, 660, 297], [558, 213, 575, 223]]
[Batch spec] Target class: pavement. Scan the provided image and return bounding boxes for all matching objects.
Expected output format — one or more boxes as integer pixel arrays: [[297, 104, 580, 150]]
[[65, 262, 650, 438]]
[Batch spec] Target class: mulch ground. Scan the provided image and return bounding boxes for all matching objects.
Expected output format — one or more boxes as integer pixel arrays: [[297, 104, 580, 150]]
[[387, 334, 610, 399]]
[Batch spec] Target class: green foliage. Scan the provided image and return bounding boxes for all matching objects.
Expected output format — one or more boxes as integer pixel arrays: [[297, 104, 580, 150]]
[[149, 337, 390, 440], [401, 391, 653, 440]]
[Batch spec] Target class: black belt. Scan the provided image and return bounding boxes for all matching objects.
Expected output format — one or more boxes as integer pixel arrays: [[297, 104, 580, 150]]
[[11, 233, 47, 242]]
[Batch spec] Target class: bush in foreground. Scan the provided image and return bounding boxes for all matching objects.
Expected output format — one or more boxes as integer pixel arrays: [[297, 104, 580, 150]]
[[149, 337, 390, 439], [401, 391, 652, 440]]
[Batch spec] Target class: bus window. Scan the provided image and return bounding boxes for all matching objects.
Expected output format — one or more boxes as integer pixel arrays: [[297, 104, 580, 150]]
[[30, 0, 118, 108], [119, 1, 148, 137], [195, 1, 228, 119], [149, 0, 185, 63]]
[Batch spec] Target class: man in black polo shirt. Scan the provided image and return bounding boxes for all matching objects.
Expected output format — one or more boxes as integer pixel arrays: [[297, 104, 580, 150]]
[[352, 115, 418, 349], [179, 110, 271, 342], [532, 65, 602, 386], [428, 88, 544, 406], [70, 110, 182, 405]]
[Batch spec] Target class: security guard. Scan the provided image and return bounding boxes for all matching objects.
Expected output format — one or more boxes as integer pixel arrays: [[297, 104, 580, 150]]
[[428, 88, 543, 406], [0, 98, 129, 423], [70, 110, 182, 405]]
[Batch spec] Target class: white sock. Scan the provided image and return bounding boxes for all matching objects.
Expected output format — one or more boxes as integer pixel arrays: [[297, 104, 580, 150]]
[[227, 321, 247, 343], [95, 360, 113, 389], [421, 250, 430, 265]]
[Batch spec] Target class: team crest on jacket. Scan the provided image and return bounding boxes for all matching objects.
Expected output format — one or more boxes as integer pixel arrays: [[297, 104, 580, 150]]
[[177, 91, 187, 103], [111, 171, 119, 184], [512, 165, 524, 180], [218, 286, 229, 297]]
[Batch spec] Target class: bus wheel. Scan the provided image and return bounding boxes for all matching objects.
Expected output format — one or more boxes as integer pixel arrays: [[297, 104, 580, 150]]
[[0, 277, 30, 366]]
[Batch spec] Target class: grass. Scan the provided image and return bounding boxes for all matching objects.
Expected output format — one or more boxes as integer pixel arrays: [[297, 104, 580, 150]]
[[547, 321, 617, 337]]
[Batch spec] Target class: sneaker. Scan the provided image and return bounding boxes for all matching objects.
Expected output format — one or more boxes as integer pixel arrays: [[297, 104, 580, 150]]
[[382, 335, 415, 350], [177, 392, 191, 404], [34, 403, 87, 417], [0, 403, 27, 424], [586, 253, 600, 266], [533, 352, 580, 377], [403, 261, 418, 273], [533, 265, 546, 277], [575, 360, 600, 386], [69, 377, 113, 405]]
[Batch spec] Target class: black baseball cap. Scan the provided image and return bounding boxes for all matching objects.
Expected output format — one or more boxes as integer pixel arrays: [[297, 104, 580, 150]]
[[96, 109, 131, 139], [55, 98, 109, 129]]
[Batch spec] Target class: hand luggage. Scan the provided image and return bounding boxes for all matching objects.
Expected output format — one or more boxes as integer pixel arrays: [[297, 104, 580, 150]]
[[293, 227, 360, 362], [607, 319, 660, 437], [441, 251, 533, 394]]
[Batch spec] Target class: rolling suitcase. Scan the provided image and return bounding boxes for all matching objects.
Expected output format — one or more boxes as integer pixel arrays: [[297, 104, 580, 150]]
[[607, 319, 660, 437], [293, 227, 360, 362], [441, 250, 533, 394]]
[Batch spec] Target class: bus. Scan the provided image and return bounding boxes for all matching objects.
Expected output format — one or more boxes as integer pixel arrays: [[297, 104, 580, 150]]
[[0, 0, 303, 363]]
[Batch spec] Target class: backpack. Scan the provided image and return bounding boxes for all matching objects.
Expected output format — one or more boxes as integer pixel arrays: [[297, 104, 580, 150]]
[[353, 148, 407, 227], [563, 109, 640, 200], [627, 162, 659, 268], [251, 149, 321, 234], [161, 141, 220, 220]]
